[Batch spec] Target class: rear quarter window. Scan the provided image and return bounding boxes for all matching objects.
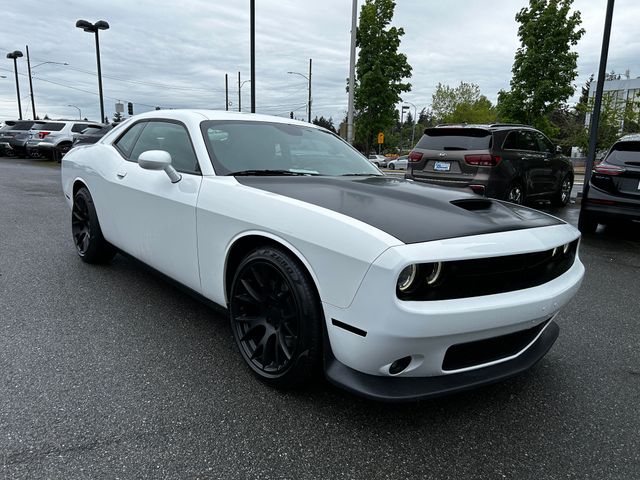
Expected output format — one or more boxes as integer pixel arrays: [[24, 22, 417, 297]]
[[606, 141, 640, 166], [416, 128, 492, 151], [39, 122, 65, 131]]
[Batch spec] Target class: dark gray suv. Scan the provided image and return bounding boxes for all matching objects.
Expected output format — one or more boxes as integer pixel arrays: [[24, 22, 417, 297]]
[[579, 134, 640, 233], [405, 124, 574, 207]]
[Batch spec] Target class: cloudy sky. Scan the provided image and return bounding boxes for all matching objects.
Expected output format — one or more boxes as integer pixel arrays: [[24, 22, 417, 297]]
[[1, 0, 638, 124]]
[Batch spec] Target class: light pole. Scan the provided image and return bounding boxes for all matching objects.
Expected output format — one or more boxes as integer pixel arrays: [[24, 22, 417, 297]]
[[26, 48, 68, 120], [399, 105, 409, 152], [76, 19, 109, 123], [347, 0, 357, 144], [6, 50, 23, 120], [238, 75, 251, 112], [250, 0, 256, 113], [287, 59, 312, 123], [68, 104, 82, 119], [404, 101, 418, 148]]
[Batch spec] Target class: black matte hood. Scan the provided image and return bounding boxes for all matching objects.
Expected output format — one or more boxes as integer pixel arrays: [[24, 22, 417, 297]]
[[236, 175, 564, 244]]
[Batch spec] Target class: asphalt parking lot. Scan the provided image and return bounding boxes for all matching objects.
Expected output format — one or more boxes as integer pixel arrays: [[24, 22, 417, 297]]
[[1, 156, 639, 479]]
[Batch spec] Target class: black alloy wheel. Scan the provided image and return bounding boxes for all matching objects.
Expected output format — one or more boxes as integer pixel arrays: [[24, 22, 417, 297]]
[[506, 182, 525, 205], [71, 187, 116, 264], [229, 247, 321, 387], [72, 194, 91, 255], [551, 175, 573, 207]]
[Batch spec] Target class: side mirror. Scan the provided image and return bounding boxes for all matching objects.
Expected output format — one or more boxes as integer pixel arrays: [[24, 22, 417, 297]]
[[556, 145, 563, 154], [137, 150, 181, 183]]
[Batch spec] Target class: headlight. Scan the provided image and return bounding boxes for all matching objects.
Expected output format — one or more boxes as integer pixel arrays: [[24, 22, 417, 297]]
[[424, 262, 443, 285], [562, 242, 570, 254], [397, 264, 417, 292]]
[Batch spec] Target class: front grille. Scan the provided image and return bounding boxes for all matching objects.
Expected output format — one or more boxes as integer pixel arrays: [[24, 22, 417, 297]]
[[397, 239, 578, 301], [442, 319, 550, 371]]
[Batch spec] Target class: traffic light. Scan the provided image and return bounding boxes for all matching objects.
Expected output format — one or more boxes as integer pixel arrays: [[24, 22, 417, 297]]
[[127, 102, 133, 115], [290, 111, 294, 119]]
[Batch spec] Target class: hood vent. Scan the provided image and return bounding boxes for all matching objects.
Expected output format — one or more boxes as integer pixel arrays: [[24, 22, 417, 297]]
[[450, 198, 493, 211]]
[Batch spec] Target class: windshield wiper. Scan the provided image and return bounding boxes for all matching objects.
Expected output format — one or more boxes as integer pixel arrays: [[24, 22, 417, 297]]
[[227, 169, 313, 176]]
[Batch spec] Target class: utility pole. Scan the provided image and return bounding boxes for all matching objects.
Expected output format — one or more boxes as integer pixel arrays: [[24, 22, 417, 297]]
[[347, 0, 357, 144], [225, 74, 229, 111], [26, 46, 36, 119], [250, 0, 256, 113], [238, 71, 241, 112], [582, 0, 615, 200], [307, 58, 312, 123]]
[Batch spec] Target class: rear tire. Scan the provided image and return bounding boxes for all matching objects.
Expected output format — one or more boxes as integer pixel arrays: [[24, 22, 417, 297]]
[[551, 175, 573, 207], [578, 211, 598, 234], [72, 187, 116, 264], [229, 246, 322, 388], [506, 181, 525, 205]]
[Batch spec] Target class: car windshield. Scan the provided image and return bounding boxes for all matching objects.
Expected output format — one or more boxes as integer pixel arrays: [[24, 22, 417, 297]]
[[200, 120, 381, 176]]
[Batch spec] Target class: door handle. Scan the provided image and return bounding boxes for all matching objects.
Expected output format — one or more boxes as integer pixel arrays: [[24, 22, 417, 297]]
[[116, 169, 127, 179]]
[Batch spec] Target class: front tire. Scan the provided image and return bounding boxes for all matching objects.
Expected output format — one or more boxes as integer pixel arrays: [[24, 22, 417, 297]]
[[551, 175, 573, 207], [506, 181, 525, 205], [229, 246, 322, 388], [72, 187, 116, 264], [389, 163, 395, 170]]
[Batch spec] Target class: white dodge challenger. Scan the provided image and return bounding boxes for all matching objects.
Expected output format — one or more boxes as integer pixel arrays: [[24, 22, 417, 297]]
[[61, 110, 584, 401]]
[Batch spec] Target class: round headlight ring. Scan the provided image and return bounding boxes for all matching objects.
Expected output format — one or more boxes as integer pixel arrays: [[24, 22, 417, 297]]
[[397, 264, 418, 292], [425, 262, 443, 285]]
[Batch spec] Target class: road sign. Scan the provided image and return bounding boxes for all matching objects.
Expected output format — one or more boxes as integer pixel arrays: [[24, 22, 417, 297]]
[[377, 132, 384, 144]]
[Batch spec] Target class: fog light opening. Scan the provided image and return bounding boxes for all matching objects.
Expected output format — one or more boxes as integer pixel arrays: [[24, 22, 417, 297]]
[[389, 356, 412, 375]]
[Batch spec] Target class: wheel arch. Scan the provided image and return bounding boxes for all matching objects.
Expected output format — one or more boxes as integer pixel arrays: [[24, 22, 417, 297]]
[[223, 231, 323, 306], [72, 178, 88, 199]]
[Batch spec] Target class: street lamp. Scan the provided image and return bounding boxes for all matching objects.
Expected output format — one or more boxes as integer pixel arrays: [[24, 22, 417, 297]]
[[68, 104, 82, 120], [25, 44, 68, 120], [238, 73, 251, 112], [76, 19, 109, 123], [287, 59, 312, 123], [403, 101, 418, 148], [6, 50, 23, 120], [400, 105, 410, 152]]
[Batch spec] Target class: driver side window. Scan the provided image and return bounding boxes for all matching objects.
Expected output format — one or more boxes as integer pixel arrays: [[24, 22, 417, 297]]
[[130, 121, 200, 175]]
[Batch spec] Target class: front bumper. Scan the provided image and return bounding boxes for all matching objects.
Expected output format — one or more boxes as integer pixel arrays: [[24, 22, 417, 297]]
[[322, 224, 584, 399], [326, 320, 559, 402]]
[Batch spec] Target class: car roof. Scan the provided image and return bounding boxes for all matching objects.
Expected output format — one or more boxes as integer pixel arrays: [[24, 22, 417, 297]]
[[433, 123, 535, 132], [618, 133, 640, 143], [129, 109, 326, 130]]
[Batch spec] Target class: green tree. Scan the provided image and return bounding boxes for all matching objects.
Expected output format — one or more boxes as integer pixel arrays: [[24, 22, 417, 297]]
[[497, 0, 585, 135], [431, 82, 497, 124], [353, 0, 412, 153], [312, 115, 337, 133]]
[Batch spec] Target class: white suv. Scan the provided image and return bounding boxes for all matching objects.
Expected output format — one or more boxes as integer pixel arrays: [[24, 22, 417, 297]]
[[26, 120, 104, 160]]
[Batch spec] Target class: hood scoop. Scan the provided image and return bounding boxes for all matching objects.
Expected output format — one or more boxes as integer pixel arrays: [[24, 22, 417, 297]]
[[450, 198, 493, 211]]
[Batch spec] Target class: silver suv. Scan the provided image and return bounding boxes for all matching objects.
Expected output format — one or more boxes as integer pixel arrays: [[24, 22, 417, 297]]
[[26, 120, 104, 160]]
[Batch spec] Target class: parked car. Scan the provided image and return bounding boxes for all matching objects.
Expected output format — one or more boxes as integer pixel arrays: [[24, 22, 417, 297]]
[[388, 155, 408, 170], [578, 134, 640, 233], [368, 154, 388, 168], [0, 120, 46, 157], [26, 120, 104, 160], [61, 110, 583, 401], [72, 124, 115, 146], [405, 124, 574, 207]]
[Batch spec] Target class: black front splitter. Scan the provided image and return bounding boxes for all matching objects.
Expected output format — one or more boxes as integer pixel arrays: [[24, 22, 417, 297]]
[[324, 321, 559, 402]]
